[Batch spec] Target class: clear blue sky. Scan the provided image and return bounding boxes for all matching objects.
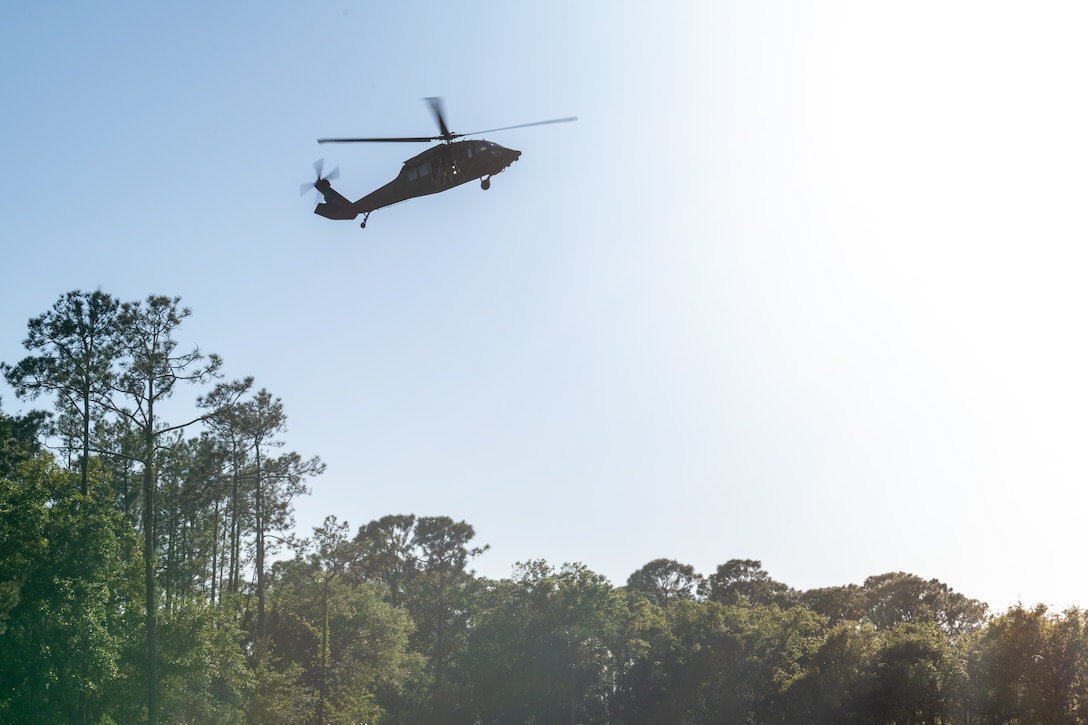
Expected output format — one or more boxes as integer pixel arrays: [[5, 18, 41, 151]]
[[4, 1, 1088, 612]]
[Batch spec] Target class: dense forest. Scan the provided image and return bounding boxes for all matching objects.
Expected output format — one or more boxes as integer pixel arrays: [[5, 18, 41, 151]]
[[1, 291, 1086, 725]]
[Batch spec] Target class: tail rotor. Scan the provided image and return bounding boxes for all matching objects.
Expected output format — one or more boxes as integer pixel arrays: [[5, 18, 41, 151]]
[[300, 159, 339, 199]]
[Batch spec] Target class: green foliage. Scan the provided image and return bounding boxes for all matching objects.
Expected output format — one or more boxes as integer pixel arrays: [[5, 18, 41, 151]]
[[240, 640, 314, 725], [862, 571, 988, 636], [964, 604, 1088, 724], [10, 289, 1088, 724], [460, 561, 617, 725], [626, 557, 702, 610], [354, 513, 418, 607], [265, 524, 416, 725], [0, 403, 47, 481], [703, 558, 796, 608], [866, 621, 957, 724], [1, 289, 119, 494], [778, 622, 879, 723], [0, 456, 137, 724], [158, 599, 248, 724]]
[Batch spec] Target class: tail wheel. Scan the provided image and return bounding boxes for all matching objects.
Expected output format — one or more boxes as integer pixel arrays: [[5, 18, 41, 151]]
[[481, 177, 491, 190]]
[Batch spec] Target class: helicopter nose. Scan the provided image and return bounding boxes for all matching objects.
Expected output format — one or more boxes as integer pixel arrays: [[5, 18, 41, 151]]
[[505, 148, 521, 165]]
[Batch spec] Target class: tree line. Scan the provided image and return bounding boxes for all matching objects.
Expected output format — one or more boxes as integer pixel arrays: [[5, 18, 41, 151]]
[[1, 290, 1086, 724]]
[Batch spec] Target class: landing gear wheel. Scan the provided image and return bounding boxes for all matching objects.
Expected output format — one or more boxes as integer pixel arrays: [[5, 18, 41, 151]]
[[360, 221, 366, 229], [481, 178, 491, 190]]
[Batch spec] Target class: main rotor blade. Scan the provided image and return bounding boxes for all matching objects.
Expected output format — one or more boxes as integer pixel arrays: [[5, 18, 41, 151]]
[[316, 112, 577, 144], [317, 136, 437, 144], [461, 116, 578, 137], [424, 96, 452, 140]]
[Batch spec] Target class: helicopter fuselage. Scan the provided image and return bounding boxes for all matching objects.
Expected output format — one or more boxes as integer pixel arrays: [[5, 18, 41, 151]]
[[314, 139, 521, 222]]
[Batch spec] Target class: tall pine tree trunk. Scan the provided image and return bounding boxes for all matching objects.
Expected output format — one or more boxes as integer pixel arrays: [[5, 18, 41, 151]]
[[142, 407, 159, 725]]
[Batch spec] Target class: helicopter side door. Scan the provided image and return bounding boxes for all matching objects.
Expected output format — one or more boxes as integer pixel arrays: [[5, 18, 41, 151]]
[[406, 159, 431, 185], [433, 150, 459, 188]]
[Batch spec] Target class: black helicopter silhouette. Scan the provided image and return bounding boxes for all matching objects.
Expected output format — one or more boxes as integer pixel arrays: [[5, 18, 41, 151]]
[[303, 97, 576, 228]]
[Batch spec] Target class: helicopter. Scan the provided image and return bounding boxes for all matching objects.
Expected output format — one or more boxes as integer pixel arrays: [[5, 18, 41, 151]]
[[303, 97, 576, 228]]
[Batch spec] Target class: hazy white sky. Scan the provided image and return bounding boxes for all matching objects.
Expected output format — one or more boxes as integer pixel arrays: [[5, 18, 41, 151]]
[[3, 1, 1088, 612]]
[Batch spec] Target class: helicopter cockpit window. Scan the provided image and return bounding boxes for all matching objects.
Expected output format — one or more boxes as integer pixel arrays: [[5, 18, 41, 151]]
[[407, 165, 419, 181]]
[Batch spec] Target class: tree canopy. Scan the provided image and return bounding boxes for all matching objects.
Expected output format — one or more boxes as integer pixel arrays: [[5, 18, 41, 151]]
[[1, 289, 1082, 725]]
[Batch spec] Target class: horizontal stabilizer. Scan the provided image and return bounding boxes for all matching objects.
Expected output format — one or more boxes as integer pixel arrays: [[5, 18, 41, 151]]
[[312, 180, 357, 220]]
